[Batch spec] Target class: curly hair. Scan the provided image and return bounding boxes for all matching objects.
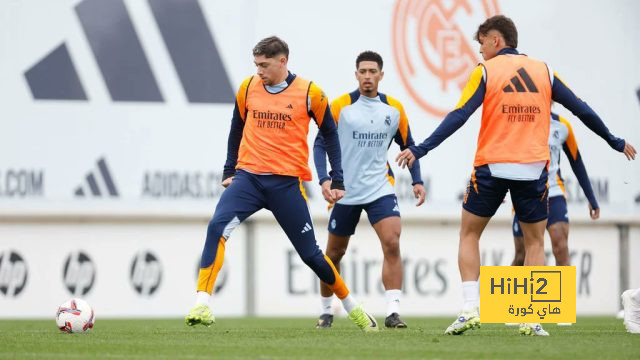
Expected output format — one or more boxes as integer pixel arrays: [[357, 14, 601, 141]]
[[475, 15, 518, 48]]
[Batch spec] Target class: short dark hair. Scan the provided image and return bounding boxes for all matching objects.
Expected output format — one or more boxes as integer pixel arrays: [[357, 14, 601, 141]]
[[253, 36, 289, 59], [474, 15, 518, 48], [356, 51, 383, 70]]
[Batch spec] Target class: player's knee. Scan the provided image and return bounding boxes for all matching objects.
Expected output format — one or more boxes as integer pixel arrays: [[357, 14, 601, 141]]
[[552, 241, 568, 259], [459, 227, 481, 243], [549, 227, 568, 244], [381, 237, 400, 259], [300, 252, 324, 269], [525, 240, 544, 250], [325, 243, 347, 263], [208, 214, 238, 241], [206, 218, 225, 239]]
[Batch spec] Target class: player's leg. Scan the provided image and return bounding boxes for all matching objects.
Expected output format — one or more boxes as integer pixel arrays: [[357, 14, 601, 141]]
[[317, 204, 359, 328], [504, 214, 526, 326], [511, 215, 525, 266], [321, 233, 351, 293], [547, 196, 570, 266], [510, 171, 548, 268], [446, 166, 506, 335], [267, 176, 378, 331], [366, 194, 406, 328], [546, 196, 572, 325], [186, 171, 265, 326], [510, 169, 550, 336]]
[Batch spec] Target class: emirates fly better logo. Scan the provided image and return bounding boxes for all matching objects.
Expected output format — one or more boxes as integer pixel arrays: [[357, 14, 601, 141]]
[[392, 0, 500, 117]]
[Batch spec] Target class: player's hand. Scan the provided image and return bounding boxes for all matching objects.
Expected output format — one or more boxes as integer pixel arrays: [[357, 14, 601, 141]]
[[396, 149, 416, 169], [413, 183, 426, 206], [320, 180, 334, 203], [622, 142, 636, 160], [331, 189, 345, 203], [589, 204, 600, 220], [221, 176, 234, 188]]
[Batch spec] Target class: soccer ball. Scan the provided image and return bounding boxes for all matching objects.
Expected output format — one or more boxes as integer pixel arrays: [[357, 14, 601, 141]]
[[56, 298, 95, 333]]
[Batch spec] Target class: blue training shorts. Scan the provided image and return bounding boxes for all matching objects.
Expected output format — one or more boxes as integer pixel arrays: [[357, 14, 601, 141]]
[[463, 165, 549, 223], [328, 194, 400, 236], [513, 195, 568, 237]]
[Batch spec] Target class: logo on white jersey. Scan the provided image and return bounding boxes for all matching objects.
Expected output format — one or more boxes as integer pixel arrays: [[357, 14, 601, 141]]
[[385, 115, 391, 126], [301, 222, 313, 233]]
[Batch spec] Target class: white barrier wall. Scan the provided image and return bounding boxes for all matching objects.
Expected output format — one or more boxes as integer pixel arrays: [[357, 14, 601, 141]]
[[258, 217, 624, 316], [0, 221, 248, 318], [0, 216, 632, 318]]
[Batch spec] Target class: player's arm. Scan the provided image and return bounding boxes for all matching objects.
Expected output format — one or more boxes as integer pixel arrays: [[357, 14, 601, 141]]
[[313, 95, 344, 186], [309, 83, 344, 191], [389, 97, 423, 185], [397, 65, 485, 168], [313, 133, 330, 185], [551, 70, 635, 160], [222, 77, 253, 185], [560, 116, 599, 211]]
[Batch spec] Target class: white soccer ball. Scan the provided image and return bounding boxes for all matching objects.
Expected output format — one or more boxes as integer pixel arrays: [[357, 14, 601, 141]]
[[55, 298, 95, 333]]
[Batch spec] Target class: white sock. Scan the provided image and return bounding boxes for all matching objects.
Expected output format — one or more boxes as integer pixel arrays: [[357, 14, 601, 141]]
[[462, 281, 479, 312], [633, 288, 640, 303], [320, 296, 333, 315], [195, 291, 210, 306], [385, 289, 402, 316], [340, 294, 357, 313]]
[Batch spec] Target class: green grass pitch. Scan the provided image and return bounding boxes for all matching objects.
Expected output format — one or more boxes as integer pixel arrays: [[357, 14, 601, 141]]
[[0, 317, 638, 359]]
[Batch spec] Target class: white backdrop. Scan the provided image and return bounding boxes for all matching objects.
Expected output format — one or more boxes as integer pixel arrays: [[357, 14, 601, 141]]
[[0, 0, 639, 317], [0, 0, 638, 217]]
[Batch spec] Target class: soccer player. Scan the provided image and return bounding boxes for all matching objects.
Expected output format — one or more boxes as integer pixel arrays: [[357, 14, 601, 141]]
[[185, 36, 379, 332], [313, 51, 426, 329], [396, 15, 636, 336], [511, 112, 599, 269], [622, 288, 640, 334]]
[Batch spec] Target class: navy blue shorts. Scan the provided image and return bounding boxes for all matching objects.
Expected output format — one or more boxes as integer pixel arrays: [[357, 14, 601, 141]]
[[463, 165, 548, 223], [513, 195, 568, 237], [328, 194, 400, 236]]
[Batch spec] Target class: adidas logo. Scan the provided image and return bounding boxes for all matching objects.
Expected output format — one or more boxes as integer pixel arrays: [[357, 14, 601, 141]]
[[286, 104, 293, 109], [24, 0, 233, 104], [301, 222, 312, 233], [74, 157, 119, 198], [502, 68, 539, 93]]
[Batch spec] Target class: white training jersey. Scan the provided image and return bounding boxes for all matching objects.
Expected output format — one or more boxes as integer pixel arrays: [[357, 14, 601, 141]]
[[323, 91, 420, 205]]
